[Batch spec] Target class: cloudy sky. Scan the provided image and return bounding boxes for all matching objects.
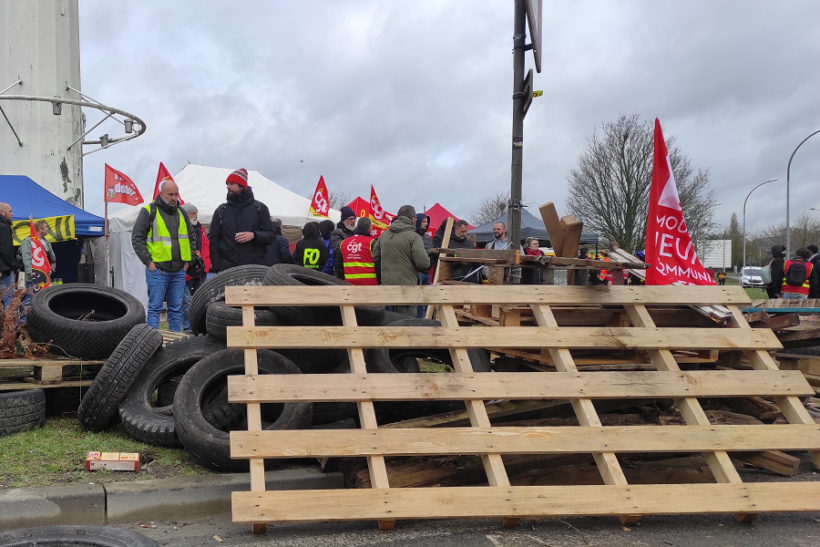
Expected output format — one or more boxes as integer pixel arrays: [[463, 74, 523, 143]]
[[79, 0, 820, 232]]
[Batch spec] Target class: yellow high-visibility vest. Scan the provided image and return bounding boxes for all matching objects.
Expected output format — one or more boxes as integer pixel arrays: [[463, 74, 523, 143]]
[[143, 204, 191, 263]]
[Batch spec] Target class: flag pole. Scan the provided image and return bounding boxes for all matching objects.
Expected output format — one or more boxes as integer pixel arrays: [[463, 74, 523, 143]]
[[104, 200, 110, 287]]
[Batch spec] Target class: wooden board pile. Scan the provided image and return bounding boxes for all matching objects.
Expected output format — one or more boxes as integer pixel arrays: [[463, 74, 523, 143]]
[[224, 285, 820, 534]]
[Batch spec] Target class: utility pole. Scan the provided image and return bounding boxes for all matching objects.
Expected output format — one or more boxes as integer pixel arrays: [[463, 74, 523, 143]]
[[508, 0, 527, 259]]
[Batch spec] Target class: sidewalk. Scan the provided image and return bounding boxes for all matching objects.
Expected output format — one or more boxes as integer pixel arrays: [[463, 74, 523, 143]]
[[0, 465, 342, 531]]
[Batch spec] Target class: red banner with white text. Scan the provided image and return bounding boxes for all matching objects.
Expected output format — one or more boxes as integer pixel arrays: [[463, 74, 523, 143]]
[[104, 164, 144, 206], [369, 186, 394, 238], [309, 176, 330, 217]]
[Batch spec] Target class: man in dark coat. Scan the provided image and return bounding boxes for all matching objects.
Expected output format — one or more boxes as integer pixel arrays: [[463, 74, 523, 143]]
[[0, 202, 16, 311], [766, 244, 786, 299], [330, 206, 356, 275], [808, 245, 820, 298], [209, 168, 276, 272], [432, 218, 477, 282], [266, 218, 294, 266], [292, 221, 328, 270]]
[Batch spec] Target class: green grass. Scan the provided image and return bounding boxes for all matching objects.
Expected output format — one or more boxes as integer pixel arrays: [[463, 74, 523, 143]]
[[0, 417, 214, 488], [721, 276, 767, 300]]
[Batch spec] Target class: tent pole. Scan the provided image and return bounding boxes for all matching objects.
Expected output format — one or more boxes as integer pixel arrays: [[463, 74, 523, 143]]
[[104, 201, 110, 287]]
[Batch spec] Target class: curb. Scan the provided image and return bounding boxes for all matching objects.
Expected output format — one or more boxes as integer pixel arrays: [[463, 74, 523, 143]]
[[0, 465, 343, 531]]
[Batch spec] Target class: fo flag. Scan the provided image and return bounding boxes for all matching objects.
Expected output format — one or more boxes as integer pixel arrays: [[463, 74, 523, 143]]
[[309, 176, 330, 217], [28, 220, 51, 292], [645, 119, 715, 286], [152, 162, 183, 205], [369, 186, 394, 238], [104, 164, 144, 206]]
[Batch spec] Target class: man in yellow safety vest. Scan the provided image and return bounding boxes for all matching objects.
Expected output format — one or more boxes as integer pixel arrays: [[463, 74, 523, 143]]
[[132, 179, 195, 331]]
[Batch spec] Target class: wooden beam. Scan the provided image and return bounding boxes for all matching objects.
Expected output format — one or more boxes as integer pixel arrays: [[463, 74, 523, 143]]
[[733, 450, 801, 477], [227, 370, 814, 403], [539, 202, 565, 257], [226, 326, 781, 351], [230, 425, 820, 458], [231, 483, 820, 522], [224, 284, 753, 307]]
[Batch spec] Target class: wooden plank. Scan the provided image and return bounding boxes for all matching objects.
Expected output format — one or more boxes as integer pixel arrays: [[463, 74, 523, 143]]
[[227, 326, 781, 351], [425, 217, 454, 319], [231, 425, 820, 458], [437, 248, 518, 262], [539, 202, 565, 257], [0, 379, 93, 390], [766, 314, 801, 331], [227, 370, 814, 403], [0, 359, 105, 368], [734, 450, 801, 477], [232, 482, 820, 522], [777, 353, 820, 376], [224, 284, 753, 307], [561, 221, 583, 284], [380, 400, 571, 429], [439, 257, 508, 265]]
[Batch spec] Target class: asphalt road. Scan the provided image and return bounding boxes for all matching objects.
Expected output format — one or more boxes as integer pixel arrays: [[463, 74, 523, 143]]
[[123, 512, 820, 547]]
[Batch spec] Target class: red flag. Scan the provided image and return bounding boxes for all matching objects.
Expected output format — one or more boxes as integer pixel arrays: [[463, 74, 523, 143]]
[[308, 176, 331, 217], [104, 164, 144, 206], [645, 119, 715, 286], [347, 196, 371, 219], [152, 162, 183, 205], [369, 186, 394, 238], [28, 220, 51, 291]]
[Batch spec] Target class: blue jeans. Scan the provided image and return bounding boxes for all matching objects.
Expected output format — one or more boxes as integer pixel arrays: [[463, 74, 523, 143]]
[[782, 292, 807, 300], [0, 272, 13, 312], [417, 271, 431, 318], [146, 268, 187, 331]]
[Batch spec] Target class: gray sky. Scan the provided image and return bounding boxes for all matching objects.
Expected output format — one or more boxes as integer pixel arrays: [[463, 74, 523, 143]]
[[80, 0, 820, 233]]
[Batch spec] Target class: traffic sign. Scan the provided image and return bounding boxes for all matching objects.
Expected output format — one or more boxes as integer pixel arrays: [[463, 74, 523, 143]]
[[525, 0, 543, 73], [521, 69, 534, 118]]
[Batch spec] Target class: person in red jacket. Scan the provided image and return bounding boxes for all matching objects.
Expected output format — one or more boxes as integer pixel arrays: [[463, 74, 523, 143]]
[[597, 249, 613, 285], [335, 218, 377, 285], [782, 248, 818, 300]]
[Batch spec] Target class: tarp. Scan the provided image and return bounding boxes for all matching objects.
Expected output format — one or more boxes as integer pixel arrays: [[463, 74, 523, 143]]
[[471, 209, 599, 246], [423, 203, 473, 237], [0, 175, 105, 237], [108, 164, 340, 232]]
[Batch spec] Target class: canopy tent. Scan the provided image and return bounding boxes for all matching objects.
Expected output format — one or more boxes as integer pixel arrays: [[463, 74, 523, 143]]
[[346, 197, 370, 219], [0, 175, 105, 237], [422, 203, 473, 237], [471, 209, 599, 247], [97, 164, 339, 309]]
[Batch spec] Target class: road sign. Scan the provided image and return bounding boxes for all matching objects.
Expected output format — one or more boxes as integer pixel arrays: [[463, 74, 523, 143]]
[[521, 69, 534, 118], [525, 0, 543, 73]]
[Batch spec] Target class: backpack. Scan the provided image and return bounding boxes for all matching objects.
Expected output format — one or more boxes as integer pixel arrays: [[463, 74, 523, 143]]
[[760, 259, 773, 285], [216, 201, 265, 230], [784, 260, 807, 287]]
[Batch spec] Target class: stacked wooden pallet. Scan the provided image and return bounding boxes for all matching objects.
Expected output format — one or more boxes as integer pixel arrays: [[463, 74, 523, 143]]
[[0, 358, 103, 391], [224, 284, 820, 534]]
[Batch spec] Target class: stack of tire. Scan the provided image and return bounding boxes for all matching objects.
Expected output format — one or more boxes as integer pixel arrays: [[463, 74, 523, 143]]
[[0, 284, 146, 438]]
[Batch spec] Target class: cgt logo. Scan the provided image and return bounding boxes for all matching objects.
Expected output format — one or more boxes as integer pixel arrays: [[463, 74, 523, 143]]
[[346, 240, 362, 254], [313, 191, 329, 214]]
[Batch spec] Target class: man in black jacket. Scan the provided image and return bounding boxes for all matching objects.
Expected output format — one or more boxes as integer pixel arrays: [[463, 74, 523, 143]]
[[266, 218, 294, 266], [209, 168, 276, 272], [432, 218, 477, 282], [766, 244, 786, 299], [329, 206, 356, 275], [0, 202, 15, 311], [292, 221, 328, 270], [808, 245, 820, 298]]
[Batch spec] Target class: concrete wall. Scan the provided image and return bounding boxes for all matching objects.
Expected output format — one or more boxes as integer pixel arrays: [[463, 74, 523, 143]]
[[0, 0, 84, 208]]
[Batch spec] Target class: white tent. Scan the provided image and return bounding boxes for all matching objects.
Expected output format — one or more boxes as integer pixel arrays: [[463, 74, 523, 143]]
[[91, 164, 340, 308]]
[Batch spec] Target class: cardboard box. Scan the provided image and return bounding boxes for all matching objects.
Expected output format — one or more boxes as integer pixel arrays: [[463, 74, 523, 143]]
[[85, 451, 140, 471]]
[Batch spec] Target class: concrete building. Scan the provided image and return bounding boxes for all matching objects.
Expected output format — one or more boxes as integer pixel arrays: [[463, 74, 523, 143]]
[[0, 0, 84, 208]]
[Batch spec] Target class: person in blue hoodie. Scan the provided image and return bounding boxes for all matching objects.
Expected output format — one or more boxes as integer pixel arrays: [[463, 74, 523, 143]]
[[318, 219, 336, 276], [415, 213, 433, 317]]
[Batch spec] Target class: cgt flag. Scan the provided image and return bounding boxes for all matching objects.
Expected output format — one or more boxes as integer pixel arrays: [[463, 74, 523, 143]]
[[28, 220, 52, 292], [104, 164, 144, 206], [645, 119, 715, 286], [152, 162, 183, 205], [368, 186, 394, 238], [309, 176, 331, 217]]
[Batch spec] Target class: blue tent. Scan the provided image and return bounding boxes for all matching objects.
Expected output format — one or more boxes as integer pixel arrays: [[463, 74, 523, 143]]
[[0, 175, 105, 237]]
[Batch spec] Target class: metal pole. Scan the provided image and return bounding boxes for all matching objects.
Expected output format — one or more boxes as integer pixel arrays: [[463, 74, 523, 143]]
[[104, 200, 110, 287], [742, 178, 778, 275], [786, 129, 820, 258], [508, 0, 526, 262]]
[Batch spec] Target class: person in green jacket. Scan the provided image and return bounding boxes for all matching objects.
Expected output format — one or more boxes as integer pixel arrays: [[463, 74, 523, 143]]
[[373, 205, 431, 317]]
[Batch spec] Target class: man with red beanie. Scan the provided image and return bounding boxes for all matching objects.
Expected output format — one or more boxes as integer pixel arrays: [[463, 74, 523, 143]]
[[209, 168, 276, 272]]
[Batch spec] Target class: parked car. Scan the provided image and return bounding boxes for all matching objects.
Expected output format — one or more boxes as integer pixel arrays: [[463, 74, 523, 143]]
[[741, 267, 764, 288]]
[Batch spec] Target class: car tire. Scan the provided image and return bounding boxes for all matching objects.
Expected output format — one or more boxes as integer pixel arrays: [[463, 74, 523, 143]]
[[188, 265, 271, 334], [0, 525, 160, 546], [45, 386, 89, 417], [263, 264, 385, 326], [26, 284, 146, 359], [173, 349, 312, 471], [0, 389, 45, 437], [204, 301, 283, 340], [77, 324, 163, 432]]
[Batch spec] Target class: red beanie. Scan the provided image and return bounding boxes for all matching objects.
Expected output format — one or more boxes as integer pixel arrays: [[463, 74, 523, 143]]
[[226, 168, 249, 188]]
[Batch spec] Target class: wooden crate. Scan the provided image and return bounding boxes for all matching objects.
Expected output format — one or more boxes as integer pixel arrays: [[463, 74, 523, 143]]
[[224, 285, 820, 533], [0, 358, 103, 390]]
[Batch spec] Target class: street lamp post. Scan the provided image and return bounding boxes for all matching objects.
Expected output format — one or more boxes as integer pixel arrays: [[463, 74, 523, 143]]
[[743, 178, 778, 275], [786, 129, 820, 258]]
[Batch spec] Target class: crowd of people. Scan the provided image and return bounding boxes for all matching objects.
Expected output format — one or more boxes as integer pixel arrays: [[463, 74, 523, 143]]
[[764, 244, 819, 299]]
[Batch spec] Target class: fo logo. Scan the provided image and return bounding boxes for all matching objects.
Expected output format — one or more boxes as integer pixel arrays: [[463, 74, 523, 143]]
[[304, 248, 320, 267], [346, 241, 363, 254]]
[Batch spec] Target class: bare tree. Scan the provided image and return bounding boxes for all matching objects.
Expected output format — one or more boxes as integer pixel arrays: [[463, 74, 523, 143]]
[[566, 114, 717, 253], [470, 190, 510, 226], [328, 191, 352, 211], [749, 212, 820, 261]]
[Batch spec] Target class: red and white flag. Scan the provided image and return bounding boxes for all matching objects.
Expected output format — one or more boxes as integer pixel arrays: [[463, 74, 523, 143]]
[[309, 176, 331, 217], [28, 220, 51, 292], [369, 186, 394, 238], [104, 164, 144, 206], [645, 119, 715, 286], [152, 162, 183, 205]]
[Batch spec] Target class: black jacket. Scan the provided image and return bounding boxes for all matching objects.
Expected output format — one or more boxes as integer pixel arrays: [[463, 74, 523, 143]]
[[810, 254, 820, 299], [131, 197, 196, 272], [0, 215, 14, 275], [292, 222, 328, 270], [432, 219, 476, 281], [766, 245, 786, 298], [208, 187, 276, 272], [266, 225, 294, 266]]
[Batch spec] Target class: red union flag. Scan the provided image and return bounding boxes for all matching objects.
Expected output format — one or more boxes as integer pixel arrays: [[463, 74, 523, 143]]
[[104, 164, 144, 206], [28, 219, 51, 291], [152, 162, 183, 205], [309, 176, 330, 217], [645, 119, 715, 286], [369, 186, 394, 237]]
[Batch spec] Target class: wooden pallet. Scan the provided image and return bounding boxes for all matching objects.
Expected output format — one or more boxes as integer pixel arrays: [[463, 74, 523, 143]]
[[224, 285, 820, 533], [0, 358, 103, 390]]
